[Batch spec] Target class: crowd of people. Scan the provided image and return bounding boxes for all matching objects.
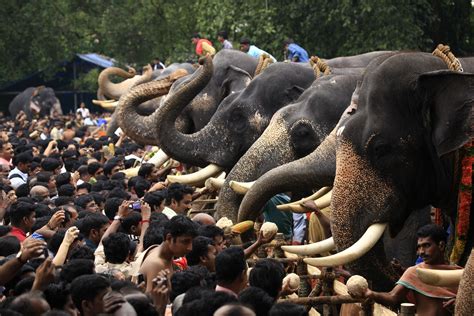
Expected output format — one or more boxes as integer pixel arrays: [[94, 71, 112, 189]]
[[0, 110, 323, 316]]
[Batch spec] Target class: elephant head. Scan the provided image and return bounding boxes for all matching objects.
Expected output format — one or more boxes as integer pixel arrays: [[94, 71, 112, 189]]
[[153, 60, 315, 171], [303, 52, 473, 290], [216, 74, 360, 221]]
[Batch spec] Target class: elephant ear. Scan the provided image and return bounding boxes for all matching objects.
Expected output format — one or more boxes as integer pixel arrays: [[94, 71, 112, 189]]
[[220, 66, 252, 99], [283, 85, 306, 105], [417, 70, 474, 156]]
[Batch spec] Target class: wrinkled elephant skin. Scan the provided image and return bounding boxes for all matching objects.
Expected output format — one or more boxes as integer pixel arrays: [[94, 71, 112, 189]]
[[9, 86, 62, 120]]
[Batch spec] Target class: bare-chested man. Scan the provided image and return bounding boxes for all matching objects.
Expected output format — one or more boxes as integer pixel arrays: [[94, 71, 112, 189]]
[[354, 224, 461, 316], [139, 215, 197, 293]]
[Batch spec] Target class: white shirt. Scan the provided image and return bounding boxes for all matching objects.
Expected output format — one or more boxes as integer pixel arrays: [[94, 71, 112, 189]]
[[8, 167, 28, 189], [77, 107, 90, 118], [162, 206, 177, 219]]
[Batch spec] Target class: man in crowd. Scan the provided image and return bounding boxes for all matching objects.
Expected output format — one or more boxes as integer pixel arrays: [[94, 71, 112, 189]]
[[239, 37, 276, 62], [283, 38, 309, 62]]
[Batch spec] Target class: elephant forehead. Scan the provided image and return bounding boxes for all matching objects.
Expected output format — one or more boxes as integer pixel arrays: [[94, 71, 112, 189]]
[[190, 94, 216, 111], [248, 111, 269, 131], [332, 139, 393, 226]]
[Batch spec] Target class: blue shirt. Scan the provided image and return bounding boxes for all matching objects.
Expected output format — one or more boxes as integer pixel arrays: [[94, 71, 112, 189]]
[[287, 43, 309, 62], [247, 45, 277, 62]]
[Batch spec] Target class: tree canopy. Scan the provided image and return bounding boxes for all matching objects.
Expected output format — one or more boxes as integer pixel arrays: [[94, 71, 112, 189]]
[[1, 0, 472, 87]]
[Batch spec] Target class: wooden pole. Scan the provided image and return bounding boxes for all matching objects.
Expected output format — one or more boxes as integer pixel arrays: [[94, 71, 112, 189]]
[[278, 295, 365, 305]]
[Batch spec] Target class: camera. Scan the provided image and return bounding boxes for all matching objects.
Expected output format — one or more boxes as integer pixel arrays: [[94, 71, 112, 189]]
[[129, 201, 141, 210]]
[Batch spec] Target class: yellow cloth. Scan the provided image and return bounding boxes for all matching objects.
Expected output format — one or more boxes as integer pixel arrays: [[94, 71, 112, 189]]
[[201, 41, 216, 56], [308, 206, 331, 243]]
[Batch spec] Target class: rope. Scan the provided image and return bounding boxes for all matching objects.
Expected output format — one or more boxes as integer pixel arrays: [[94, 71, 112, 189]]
[[432, 44, 464, 72], [309, 56, 331, 78], [254, 54, 274, 77]]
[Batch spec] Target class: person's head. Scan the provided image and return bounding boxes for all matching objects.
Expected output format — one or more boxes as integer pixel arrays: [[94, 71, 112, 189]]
[[43, 283, 78, 316], [68, 246, 95, 261], [249, 259, 285, 300], [0, 235, 21, 257], [70, 274, 111, 316], [416, 224, 448, 265], [57, 184, 76, 197], [170, 270, 202, 301], [9, 201, 35, 231], [269, 302, 308, 316], [77, 165, 91, 182], [143, 222, 165, 249], [186, 236, 217, 272], [143, 191, 166, 212], [9, 292, 51, 316], [165, 183, 193, 214], [214, 304, 256, 316], [75, 194, 99, 213], [30, 185, 50, 202], [192, 33, 201, 44], [37, 171, 56, 191], [76, 182, 91, 196], [60, 259, 96, 283], [120, 211, 142, 236], [239, 38, 251, 53], [239, 287, 274, 316], [0, 140, 14, 161], [56, 172, 72, 188], [217, 30, 228, 43], [129, 177, 150, 198], [103, 232, 131, 264], [198, 224, 226, 253], [215, 247, 247, 291], [283, 38, 294, 51], [13, 151, 33, 173], [104, 197, 124, 220], [41, 158, 62, 175], [79, 213, 110, 245], [103, 160, 121, 178], [87, 162, 103, 178], [192, 213, 216, 226], [137, 163, 159, 181], [163, 215, 198, 257]]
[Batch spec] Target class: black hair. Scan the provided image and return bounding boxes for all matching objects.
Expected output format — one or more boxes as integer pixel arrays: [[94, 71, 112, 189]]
[[70, 274, 110, 313], [217, 30, 228, 39], [107, 187, 130, 200], [215, 247, 246, 283], [163, 215, 198, 240], [143, 223, 164, 249], [0, 236, 21, 257], [77, 213, 109, 237], [89, 191, 105, 206], [57, 183, 75, 197], [8, 292, 48, 315], [87, 162, 102, 176], [76, 181, 91, 193], [165, 183, 194, 205], [54, 196, 74, 207], [269, 302, 308, 316], [43, 282, 71, 311], [48, 229, 67, 254], [77, 165, 89, 177], [31, 216, 50, 232], [192, 33, 201, 39], [133, 177, 151, 198], [138, 163, 154, 178], [283, 38, 294, 45], [35, 203, 52, 217], [8, 201, 35, 226], [417, 224, 448, 244], [170, 270, 202, 301], [119, 211, 141, 235], [104, 197, 124, 220], [198, 224, 224, 239], [239, 286, 275, 316], [143, 191, 166, 211], [103, 232, 131, 264], [68, 245, 95, 261], [0, 225, 12, 236], [249, 258, 285, 299], [186, 236, 215, 266], [64, 159, 79, 173], [60, 259, 95, 283], [41, 157, 62, 172], [12, 151, 33, 166], [179, 290, 238, 316], [74, 194, 94, 209], [103, 160, 119, 176], [239, 37, 251, 45], [55, 172, 71, 187], [15, 183, 29, 198]]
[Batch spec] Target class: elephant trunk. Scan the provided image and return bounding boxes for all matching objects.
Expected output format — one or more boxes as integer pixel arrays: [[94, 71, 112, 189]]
[[216, 113, 296, 222], [455, 249, 473, 315], [238, 129, 337, 222], [117, 75, 179, 145], [154, 56, 219, 167], [98, 67, 138, 100]]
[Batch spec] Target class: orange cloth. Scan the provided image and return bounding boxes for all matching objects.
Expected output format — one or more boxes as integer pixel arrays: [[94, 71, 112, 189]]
[[396, 262, 461, 303]]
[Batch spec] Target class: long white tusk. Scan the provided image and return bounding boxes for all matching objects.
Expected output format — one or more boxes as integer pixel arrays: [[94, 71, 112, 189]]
[[148, 149, 170, 169], [277, 190, 332, 212], [167, 164, 224, 187], [416, 268, 464, 287], [205, 177, 225, 191], [281, 237, 335, 256], [304, 223, 387, 267], [229, 180, 255, 195], [285, 187, 332, 206], [92, 99, 118, 110]]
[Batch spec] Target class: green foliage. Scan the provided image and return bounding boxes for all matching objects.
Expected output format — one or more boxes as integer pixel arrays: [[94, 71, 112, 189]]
[[73, 68, 100, 92], [0, 0, 472, 86]]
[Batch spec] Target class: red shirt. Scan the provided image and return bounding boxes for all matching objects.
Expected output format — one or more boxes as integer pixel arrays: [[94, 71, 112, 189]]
[[195, 39, 213, 56], [9, 226, 27, 243]]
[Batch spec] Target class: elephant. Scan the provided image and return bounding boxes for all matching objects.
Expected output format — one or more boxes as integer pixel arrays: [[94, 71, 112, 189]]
[[9, 86, 62, 120], [215, 73, 362, 221], [239, 51, 474, 291], [118, 49, 259, 144], [151, 62, 196, 81]]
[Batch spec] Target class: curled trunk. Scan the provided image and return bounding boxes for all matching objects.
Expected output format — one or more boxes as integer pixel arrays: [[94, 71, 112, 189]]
[[98, 67, 139, 100], [238, 130, 337, 222]]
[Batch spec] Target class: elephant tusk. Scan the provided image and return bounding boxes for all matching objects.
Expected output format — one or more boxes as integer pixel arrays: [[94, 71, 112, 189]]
[[229, 180, 255, 195], [304, 223, 387, 267], [282, 187, 332, 206], [121, 149, 170, 178], [281, 237, 335, 256], [277, 190, 332, 211], [416, 268, 464, 287], [205, 177, 225, 191], [92, 99, 119, 110], [167, 164, 224, 187]]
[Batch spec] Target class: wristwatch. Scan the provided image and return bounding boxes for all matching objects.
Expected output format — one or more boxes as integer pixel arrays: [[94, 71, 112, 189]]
[[113, 215, 122, 221], [16, 251, 26, 264]]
